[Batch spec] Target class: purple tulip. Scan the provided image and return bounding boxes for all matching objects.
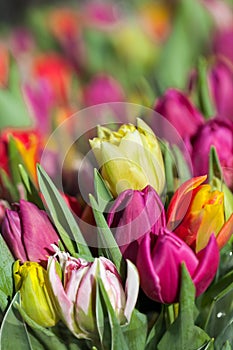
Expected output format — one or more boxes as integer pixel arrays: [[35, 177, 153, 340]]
[[136, 228, 219, 303], [213, 27, 233, 64], [191, 118, 233, 189], [48, 252, 139, 339], [83, 74, 125, 106], [2, 200, 59, 266], [107, 185, 166, 262], [154, 89, 204, 141], [207, 58, 233, 122]]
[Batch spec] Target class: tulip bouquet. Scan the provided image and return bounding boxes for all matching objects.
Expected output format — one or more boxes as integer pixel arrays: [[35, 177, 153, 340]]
[[0, 111, 233, 350]]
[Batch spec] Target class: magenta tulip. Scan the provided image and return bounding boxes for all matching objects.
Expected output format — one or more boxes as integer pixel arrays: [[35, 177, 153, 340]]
[[83, 74, 125, 106], [2, 199, 59, 266], [154, 89, 204, 140], [107, 185, 166, 262], [213, 27, 233, 64], [137, 228, 219, 304], [208, 58, 233, 121], [191, 118, 233, 189]]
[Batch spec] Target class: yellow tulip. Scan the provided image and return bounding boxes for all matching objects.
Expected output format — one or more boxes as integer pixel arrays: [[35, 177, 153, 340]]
[[14, 261, 59, 327], [90, 118, 165, 197]]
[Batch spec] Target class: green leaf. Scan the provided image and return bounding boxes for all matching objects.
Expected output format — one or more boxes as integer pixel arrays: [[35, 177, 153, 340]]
[[208, 146, 223, 183], [37, 164, 92, 259], [146, 309, 166, 350], [158, 264, 210, 350], [0, 293, 33, 350], [8, 136, 25, 187], [0, 235, 14, 313], [18, 164, 44, 209], [98, 278, 129, 350], [89, 194, 124, 277], [0, 169, 19, 202], [94, 168, 113, 212], [172, 145, 191, 184], [221, 341, 232, 350], [196, 57, 216, 118], [122, 309, 147, 350]]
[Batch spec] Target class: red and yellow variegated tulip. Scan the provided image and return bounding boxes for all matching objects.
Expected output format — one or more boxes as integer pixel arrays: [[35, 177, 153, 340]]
[[167, 175, 233, 252]]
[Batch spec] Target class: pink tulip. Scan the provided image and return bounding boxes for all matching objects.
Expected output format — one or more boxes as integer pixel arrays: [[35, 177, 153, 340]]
[[2, 200, 59, 266], [83, 74, 125, 106], [213, 27, 233, 63], [154, 89, 204, 141], [191, 119, 233, 189], [107, 185, 166, 262], [137, 228, 219, 303], [48, 251, 139, 339]]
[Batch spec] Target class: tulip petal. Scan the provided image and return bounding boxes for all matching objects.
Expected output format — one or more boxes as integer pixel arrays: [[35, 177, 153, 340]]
[[48, 257, 85, 337], [193, 235, 219, 296], [124, 259, 139, 322], [167, 176, 207, 230], [216, 213, 233, 250]]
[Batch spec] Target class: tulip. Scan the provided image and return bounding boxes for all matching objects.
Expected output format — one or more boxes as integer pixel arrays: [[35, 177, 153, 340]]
[[208, 59, 233, 122], [154, 89, 204, 141], [191, 118, 233, 189], [48, 251, 139, 339], [83, 74, 125, 107], [136, 228, 219, 304], [14, 261, 59, 327], [0, 45, 8, 87], [167, 176, 233, 252], [0, 135, 9, 175], [0, 200, 10, 226], [107, 185, 166, 262], [2, 200, 59, 266], [83, 1, 121, 29], [213, 26, 233, 64], [89, 118, 165, 196]]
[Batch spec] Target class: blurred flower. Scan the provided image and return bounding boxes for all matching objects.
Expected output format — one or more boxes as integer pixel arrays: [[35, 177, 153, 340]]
[[136, 228, 219, 303], [0, 134, 9, 175], [14, 260, 59, 327], [33, 53, 72, 105], [48, 251, 139, 339], [213, 27, 233, 63], [24, 80, 55, 135], [90, 118, 165, 197], [10, 28, 34, 57], [139, 3, 171, 42], [208, 58, 233, 121], [2, 199, 59, 266], [0, 200, 10, 226], [107, 185, 166, 262], [154, 89, 204, 141], [191, 119, 233, 189], [0, 45, 9, 87], [167, 176, 233, 252], [201, 0, 233, 29], [83, 1, 121, 30], [83, 74, 125, 106], [49, 8, 80, 43]]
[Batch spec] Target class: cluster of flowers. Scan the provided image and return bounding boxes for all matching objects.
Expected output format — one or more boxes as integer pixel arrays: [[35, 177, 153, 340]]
[[0, 0, 233, 349]]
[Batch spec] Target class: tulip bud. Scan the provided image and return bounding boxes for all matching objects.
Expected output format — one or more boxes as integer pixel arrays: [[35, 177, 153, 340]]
[[107, 185, 166, 262], [0, 200, 10, 226], [213, 26, 233, 64], [154, 89, 204, 140], [167, 176, 233, 252], [13, 261, 59, 327], [191, 118, 233, 189], [136, 228, 219, 304], [83, 74, 125, 106], [90, 118, 165, 197], [48, 251, 139, 339], [2, 200, 59, 266]]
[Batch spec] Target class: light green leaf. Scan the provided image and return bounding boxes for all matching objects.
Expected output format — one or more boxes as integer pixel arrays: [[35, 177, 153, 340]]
[[122, 309, 147, 350], [208, 146, 223, 183], [37, 164, 92, 259], [89, 194, 124, 277], [0, 293, 33, 350], [94, 168, 113, 212]]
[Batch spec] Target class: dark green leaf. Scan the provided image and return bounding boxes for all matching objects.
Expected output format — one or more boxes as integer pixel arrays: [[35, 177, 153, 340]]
[[172, 145, 191, 184], [94, 168, 113, 212], [146, 309, 166, 350], [158, 264, 210, 350], [122, 309, 147, 350], [208, 146, 223, 183], [37, 164, 92, 259]]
